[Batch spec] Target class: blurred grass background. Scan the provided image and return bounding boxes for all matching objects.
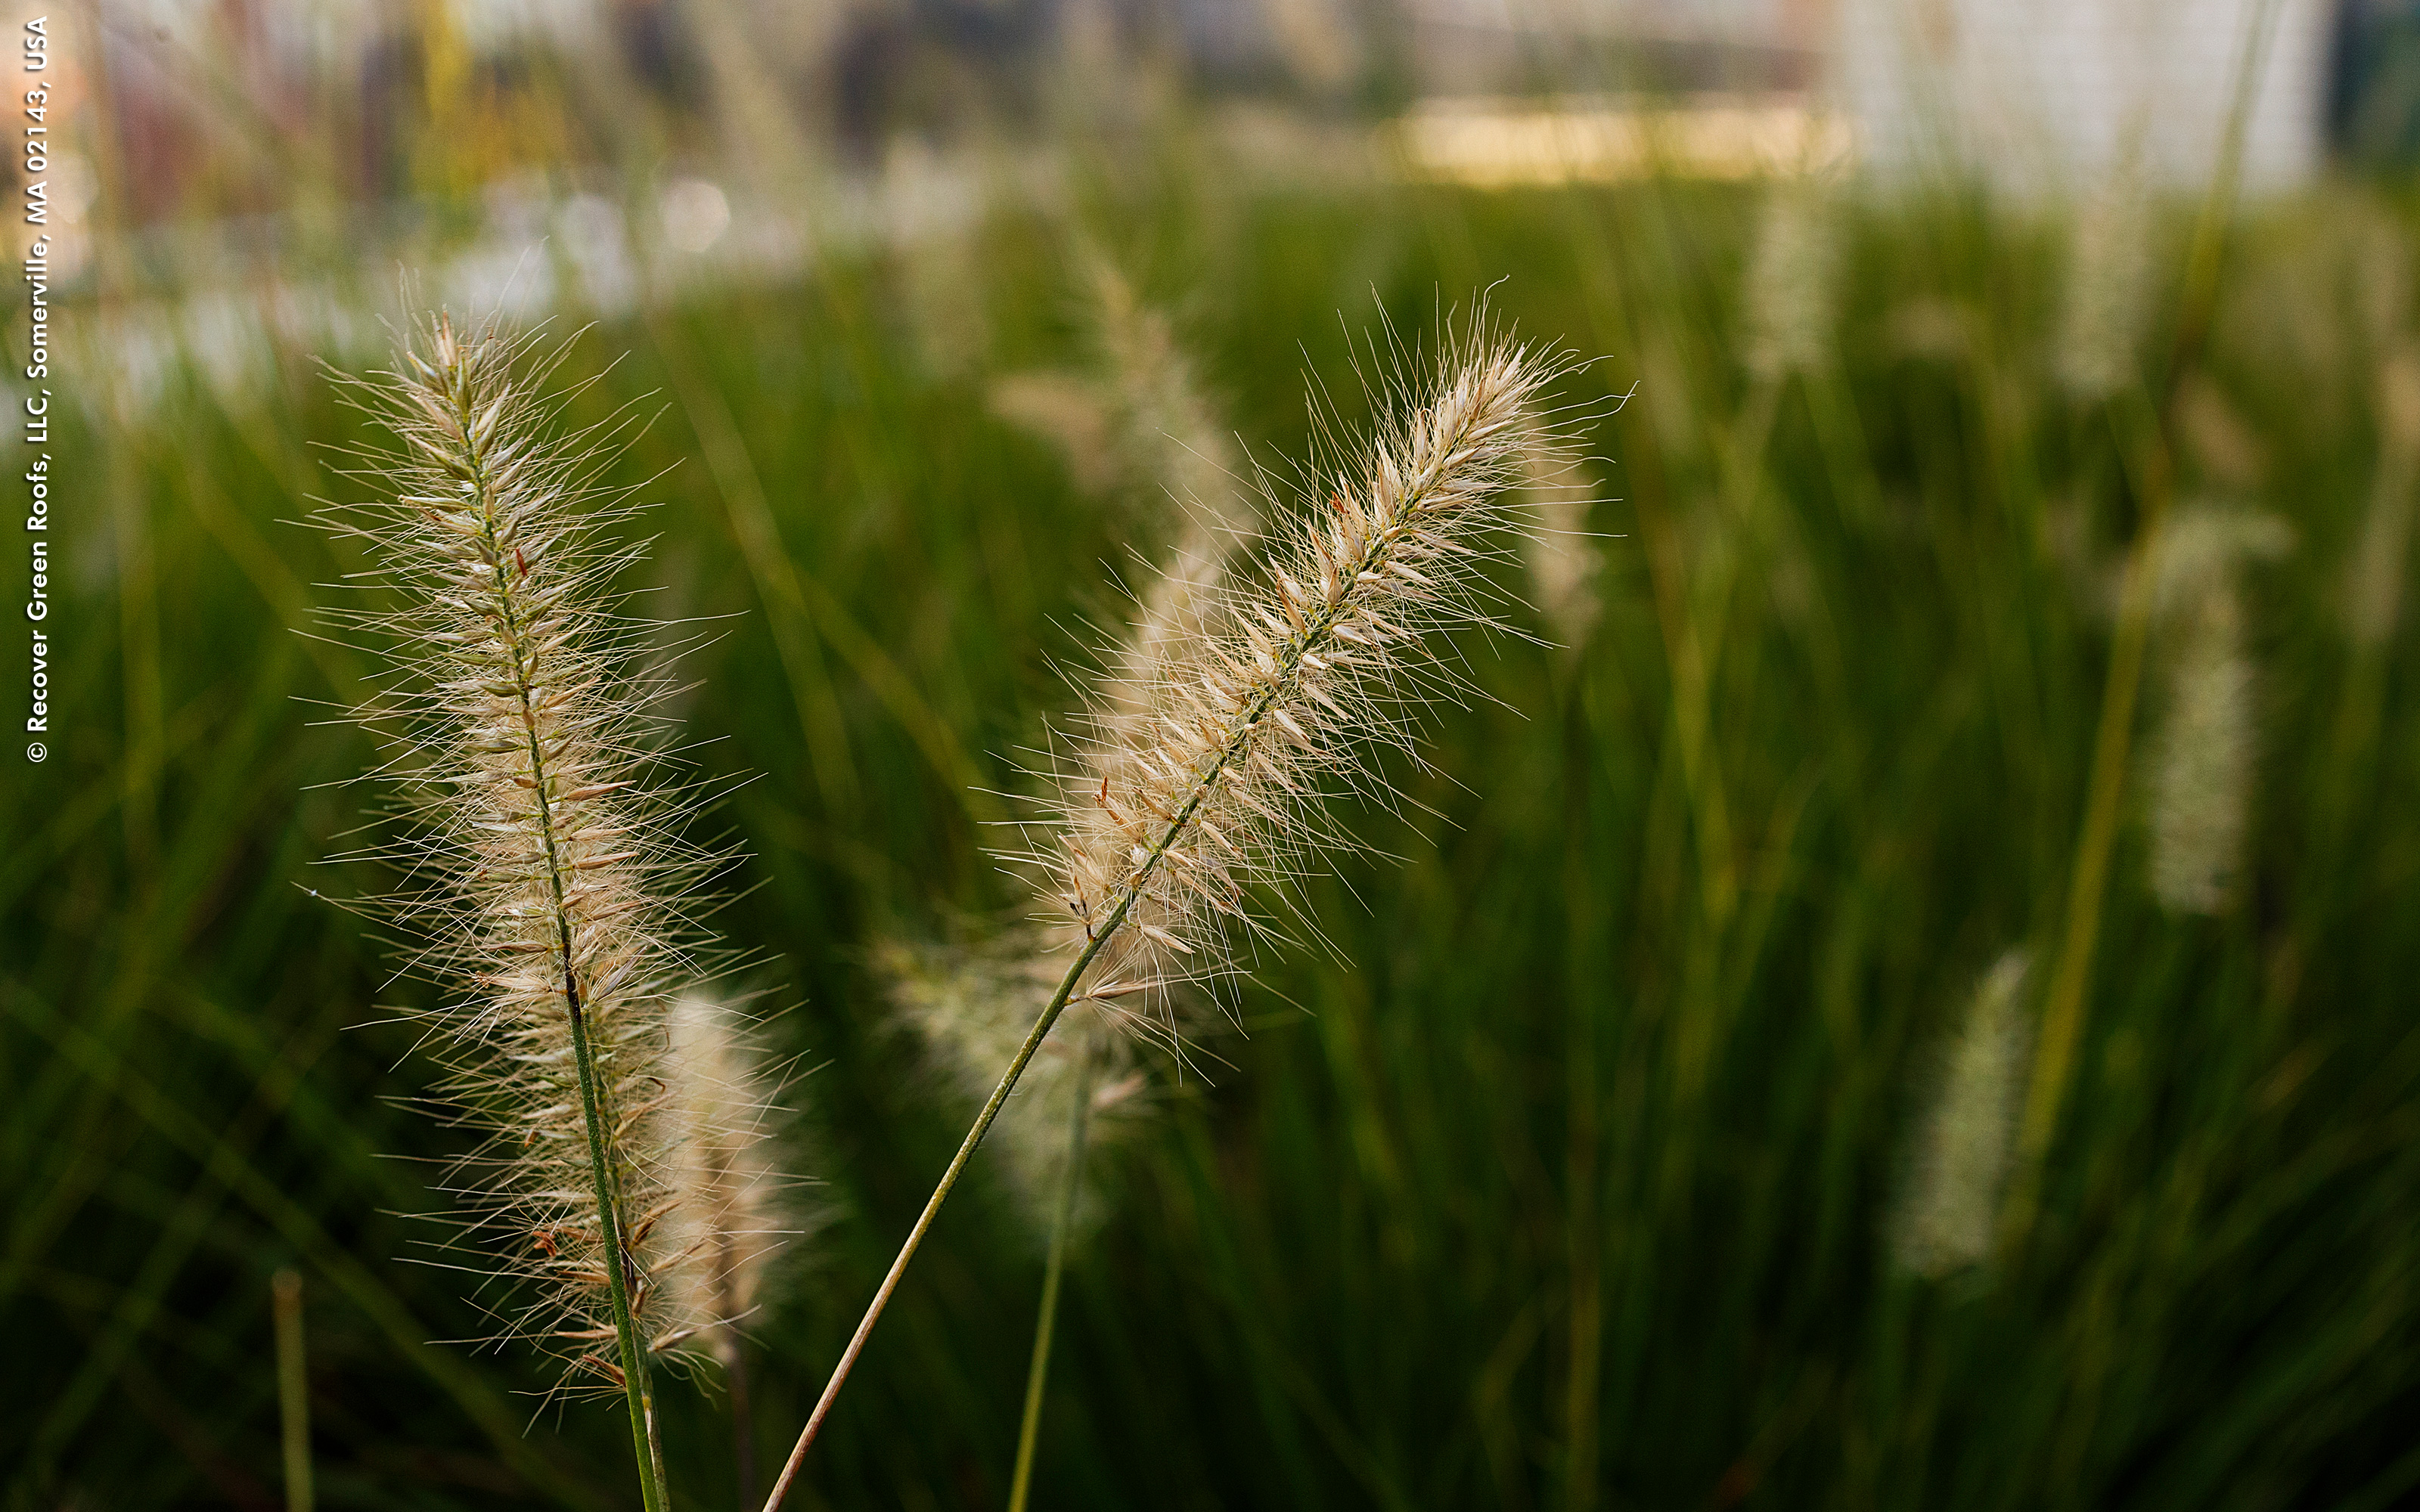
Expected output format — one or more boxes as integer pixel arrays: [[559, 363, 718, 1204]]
[[8, 2, 2420, 1508]]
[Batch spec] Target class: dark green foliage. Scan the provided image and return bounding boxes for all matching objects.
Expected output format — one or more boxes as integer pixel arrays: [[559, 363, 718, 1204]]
[[6, 164, 2418, 1510]]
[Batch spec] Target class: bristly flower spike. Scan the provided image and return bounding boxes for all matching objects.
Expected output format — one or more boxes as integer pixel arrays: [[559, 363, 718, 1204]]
[[2144, 505, 2291, 915], [314, 311, 751, 1512], [1024, 323, 1582, 1032], [1896, 950, 2032, 1278], [763, 310, 1584, 1510], [891, 253, 1248, 1225], [659, 994, 806, 1507]]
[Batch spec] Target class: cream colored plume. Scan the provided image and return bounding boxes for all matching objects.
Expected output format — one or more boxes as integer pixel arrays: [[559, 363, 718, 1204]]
[[2145, 506, 2293, 916], [315, 314, 755, 1397], [1896, 950, 2032, 1278], [904, 259, 1255, 1215], [656, 996, 797, 1361], [881, 938, 1142, 1234], [2055, 169, 2157, 400], [1744, 178, 1841, 383], [1019, 322, 1571, 1033], [989, 371, 1122, 494]]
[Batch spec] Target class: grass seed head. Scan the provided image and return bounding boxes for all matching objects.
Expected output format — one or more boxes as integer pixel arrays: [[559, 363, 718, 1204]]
[[880, 937, 1143, 1238], [1013, 311, 1578, 1040], [1744, 178, 1841, 383], [313, 310, 759, 1389], [654, 996, 808, 1363], [885, 260, 1254, 1211], [1080, 249, 1255, 540], [1896, 950, 2033, 1278], [2055, 169, 2157, 400], [2145, 506, 2291, 916]]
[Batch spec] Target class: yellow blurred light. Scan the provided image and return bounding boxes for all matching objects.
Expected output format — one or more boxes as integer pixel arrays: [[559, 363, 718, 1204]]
[[1395, 94, 1857, 187]]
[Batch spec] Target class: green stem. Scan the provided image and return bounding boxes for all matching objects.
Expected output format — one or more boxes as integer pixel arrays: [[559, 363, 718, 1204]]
[[2001, 0, 2282, 1253], [758, 894, 1126, 1512], [1007, 1038, 1098, 1512], [561, 979, 669, 1512], [2002, 431, 2167, 1244], [454, 361, 669, 1512]]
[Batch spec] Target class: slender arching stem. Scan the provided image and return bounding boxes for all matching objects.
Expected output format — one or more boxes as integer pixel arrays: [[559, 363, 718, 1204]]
[[762, 646, 1282, 1512], [757, 917, 1120, 1512], [1007, 1036, 1098, 1512], [719, 1252, 761, 1507]]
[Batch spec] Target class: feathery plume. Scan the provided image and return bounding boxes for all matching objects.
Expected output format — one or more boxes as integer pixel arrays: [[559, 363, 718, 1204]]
[[2055, 169, 2157, 400], [314, 312, 742, 1508], [1743, 177, 1841, 383], [657, 996, 798, 1355], [1896, 950, 2032, 1278], [881, 938, 1145, 1234], [987, 249, 1255, 541], [1020, 318, 1571, 1033], [988, 370, 1121, 494], [1080, 258, 1261, 748], [658, 994, 802, 1507], [2145, 506, 2292, 916], [765, 314, 1582, 1507], [903, 262, 1247, 1211], [1081, 252, 1254, 537]]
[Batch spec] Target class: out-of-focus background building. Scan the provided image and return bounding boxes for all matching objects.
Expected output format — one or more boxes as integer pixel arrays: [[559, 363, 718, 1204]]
[[19, 0, 2420, 419], [1832, 0, 2335, 191], [54, 0, 2420, 224]]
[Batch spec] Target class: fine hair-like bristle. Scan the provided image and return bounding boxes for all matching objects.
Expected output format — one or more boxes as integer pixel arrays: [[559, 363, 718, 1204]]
[[2145, 506, 2291, 916], [1013, 315, 1574, 1036], [312, 312, 744, 1434], [1895, 950, 2033, 1278]]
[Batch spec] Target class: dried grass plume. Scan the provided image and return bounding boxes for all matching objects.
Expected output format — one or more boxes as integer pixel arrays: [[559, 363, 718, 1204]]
[[311, 313, 782, 1501], [1010, 313, 1582, 1040], [2145, 506, 2291, 916], [1896, 950, 2033, 1278], [1744, 178, 1841, 383]]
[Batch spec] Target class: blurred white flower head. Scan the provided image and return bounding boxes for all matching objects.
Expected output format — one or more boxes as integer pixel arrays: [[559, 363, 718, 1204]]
[[661, 178, 733, 255]]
